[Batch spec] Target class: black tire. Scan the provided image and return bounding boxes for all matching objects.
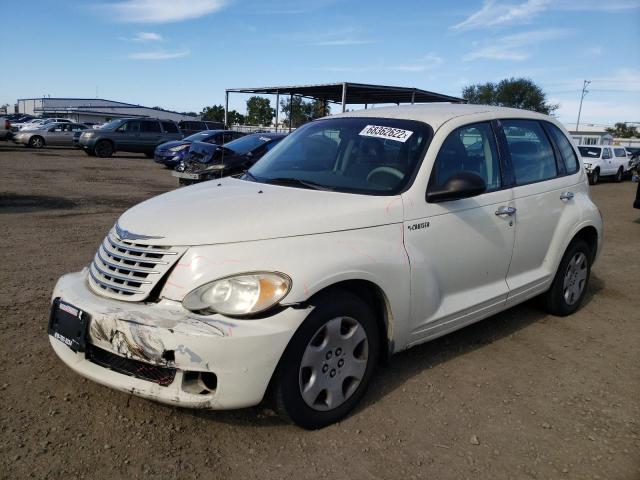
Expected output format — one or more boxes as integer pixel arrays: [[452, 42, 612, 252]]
[[589, 168, 600, 185], [144, 152, 154, 159], [614, 166, 623, 183], [274, 290, 380, 429], [544, 239, 591, 316], [29, 136, 45, 148], [95, 140, 114, 158]]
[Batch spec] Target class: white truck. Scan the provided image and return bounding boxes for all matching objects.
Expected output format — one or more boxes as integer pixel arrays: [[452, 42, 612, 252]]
[[579, 145, 629, 184]]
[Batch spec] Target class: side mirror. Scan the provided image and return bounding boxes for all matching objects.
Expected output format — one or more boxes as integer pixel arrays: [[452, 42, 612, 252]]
[[426, 171, 487, 203]]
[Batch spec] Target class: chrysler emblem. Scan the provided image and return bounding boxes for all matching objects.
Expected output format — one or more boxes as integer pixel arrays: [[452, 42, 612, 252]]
[[115, 223, 164, 241]]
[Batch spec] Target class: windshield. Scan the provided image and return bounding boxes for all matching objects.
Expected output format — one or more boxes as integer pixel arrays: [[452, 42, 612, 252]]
[[225, 134, 274, 155], [99, 119, 125, 130], [248, 117, 432, 195], [184, 130, 221, 142], [578, 146, 601, 158]]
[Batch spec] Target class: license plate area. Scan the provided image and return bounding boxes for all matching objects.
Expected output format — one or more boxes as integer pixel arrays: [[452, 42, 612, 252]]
[[172, 171, 201, 180], [48, 299, 89, 352]]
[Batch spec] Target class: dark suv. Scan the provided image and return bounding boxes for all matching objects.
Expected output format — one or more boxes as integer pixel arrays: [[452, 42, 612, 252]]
[[178, 120, 225, 136], [78, 118, 182, 158]]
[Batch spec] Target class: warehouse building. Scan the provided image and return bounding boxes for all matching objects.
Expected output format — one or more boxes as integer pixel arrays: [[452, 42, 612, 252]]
[[16, 97, 199, 124]]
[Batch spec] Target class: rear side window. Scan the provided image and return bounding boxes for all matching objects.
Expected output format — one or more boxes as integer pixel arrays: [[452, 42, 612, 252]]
[[545, 123, 579, 174], [161, 121, 179, 133], [502, 120, 557, 185], [614, 148, 627, 158], [141, 121, 161, 133], [431, 122, 501, 191]]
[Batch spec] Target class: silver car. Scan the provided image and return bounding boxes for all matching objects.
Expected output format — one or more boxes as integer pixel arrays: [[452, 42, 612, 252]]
[[13, 122, 89, 148]]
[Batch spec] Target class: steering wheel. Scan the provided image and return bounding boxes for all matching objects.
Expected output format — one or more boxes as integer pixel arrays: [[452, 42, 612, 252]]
[[366, 166, 404, 185]]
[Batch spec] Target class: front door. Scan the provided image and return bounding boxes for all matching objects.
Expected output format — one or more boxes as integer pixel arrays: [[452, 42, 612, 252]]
[[405, 121, 515, 342]]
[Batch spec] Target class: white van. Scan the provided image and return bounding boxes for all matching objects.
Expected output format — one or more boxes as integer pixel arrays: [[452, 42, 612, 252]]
[[578, 145, 628, 184], [49, 104, 603, 429]]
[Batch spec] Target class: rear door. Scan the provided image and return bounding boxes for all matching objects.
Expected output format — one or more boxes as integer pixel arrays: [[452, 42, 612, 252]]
[[500, 119, 581, 305], [139, 120, 163, 152]]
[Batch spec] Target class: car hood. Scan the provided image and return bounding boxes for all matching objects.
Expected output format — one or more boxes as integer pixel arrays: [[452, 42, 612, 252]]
[[116, 177, 403, 246], [157, 140, 189, 151]]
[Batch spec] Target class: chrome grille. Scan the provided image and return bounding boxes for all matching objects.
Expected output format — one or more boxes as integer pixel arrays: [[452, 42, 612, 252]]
[[88, 228, 185, 301]]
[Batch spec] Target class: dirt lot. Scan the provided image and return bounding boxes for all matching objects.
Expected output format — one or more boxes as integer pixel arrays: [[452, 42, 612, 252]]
[[0, 144, 638, 480]]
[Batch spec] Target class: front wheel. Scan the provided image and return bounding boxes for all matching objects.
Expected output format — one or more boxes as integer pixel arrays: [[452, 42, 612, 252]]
[[544, 240, 591, 316], [614, 166, 623, 183], [29, 136, 44, 148], [95, 140, 114, 158], [589, 168, 600, 185], [275, 291, 380, 429]]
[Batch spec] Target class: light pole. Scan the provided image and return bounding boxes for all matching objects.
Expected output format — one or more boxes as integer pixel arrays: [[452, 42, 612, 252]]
[[576, 80, 591, 132]]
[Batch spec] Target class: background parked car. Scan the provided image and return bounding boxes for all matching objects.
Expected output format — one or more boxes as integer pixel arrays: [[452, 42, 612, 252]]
[[78, 118, 182, 158], [18, 117, 72, 131], [178, 120, 225, 136], [13, 122, 88, 148], [578, 145, 627, 184], [173, 132, 286, 185], [154, 129, 246, 168], [0, 116, 12, 140]]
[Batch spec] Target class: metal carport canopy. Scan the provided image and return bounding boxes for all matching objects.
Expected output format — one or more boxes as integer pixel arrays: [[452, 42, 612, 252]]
[[224, 82, 465, 126]]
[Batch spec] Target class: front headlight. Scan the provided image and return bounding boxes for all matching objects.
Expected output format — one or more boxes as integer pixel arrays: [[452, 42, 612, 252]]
[[584, 162, 591, 168], [183, 272, 291, 316], [82, 132, 94, 138], [169, 144, 190, 152]]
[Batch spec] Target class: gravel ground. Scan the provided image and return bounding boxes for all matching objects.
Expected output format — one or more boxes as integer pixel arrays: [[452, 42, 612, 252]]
[[0, 144, 638, 480]]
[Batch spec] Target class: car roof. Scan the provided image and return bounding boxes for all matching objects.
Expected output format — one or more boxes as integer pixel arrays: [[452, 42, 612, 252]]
[[326, 103, 551, 131]]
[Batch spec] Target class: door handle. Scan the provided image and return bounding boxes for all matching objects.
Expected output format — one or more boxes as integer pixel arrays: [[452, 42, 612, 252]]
[[495, 206, 517, 216], [560, 191, 574, 201]]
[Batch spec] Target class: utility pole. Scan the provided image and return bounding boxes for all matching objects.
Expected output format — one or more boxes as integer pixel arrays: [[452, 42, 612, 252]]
[[576, 80, 591, 132]]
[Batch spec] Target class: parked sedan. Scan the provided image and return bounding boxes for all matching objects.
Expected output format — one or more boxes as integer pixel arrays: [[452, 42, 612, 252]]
[[154, 130, 245, 168], [13, 122, 88, 148], [173, 132, 286, 185]]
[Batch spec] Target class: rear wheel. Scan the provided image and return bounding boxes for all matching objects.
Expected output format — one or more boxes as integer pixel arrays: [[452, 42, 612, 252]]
[[544, 240, 591, 316], [95, 140, 114, 158], [274, 290, 380, 429], [29, 136, 44, 148], [614, 166, 623, 183], [589, 168, 600, 185]]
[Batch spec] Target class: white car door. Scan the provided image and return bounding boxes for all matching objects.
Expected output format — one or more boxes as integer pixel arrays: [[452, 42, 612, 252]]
[[601, 147, 615, 174], [501, 119, 582, 304], [404, 121, 515, 342]]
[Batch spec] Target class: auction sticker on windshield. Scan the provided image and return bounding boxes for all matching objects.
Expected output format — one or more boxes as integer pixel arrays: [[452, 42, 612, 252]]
[[359, 125, 413, 143]]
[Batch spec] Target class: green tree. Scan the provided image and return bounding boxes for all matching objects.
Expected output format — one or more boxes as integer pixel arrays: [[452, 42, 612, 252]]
[[280, 97, 330, 128], [200, 105, 225, 122], [227, 110, 245, 125], [462, 77, 558, 114], [605, 122, 638, 138], [246, 96, 275, 126]]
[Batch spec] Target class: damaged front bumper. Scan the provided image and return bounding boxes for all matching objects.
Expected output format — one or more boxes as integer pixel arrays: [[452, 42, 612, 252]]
[[49, 269, 310, 409]]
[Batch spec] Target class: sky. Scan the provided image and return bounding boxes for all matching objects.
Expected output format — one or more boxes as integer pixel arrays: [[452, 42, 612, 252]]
[[1, 0, 639, 126]]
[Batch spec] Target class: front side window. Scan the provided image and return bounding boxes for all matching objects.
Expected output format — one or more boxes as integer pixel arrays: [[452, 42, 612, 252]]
[[602, 148, 611, 159], [429, 122, 501, 192], [117, 121, 140, 133], [502, 120, 557, 185], [249, 118, 432, 195], [545, 123, 579, 173]]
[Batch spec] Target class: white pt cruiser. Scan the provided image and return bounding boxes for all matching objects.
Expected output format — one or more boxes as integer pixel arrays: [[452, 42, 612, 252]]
[[50, 104, 602, 429]]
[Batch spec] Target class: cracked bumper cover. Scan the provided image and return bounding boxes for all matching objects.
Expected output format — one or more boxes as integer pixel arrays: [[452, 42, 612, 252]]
[[50, 269, 310, 409]]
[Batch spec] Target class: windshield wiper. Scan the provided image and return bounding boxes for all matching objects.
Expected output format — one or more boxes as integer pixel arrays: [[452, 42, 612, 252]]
[[265, 177, 333, 191], [242, 171, 259, 182]]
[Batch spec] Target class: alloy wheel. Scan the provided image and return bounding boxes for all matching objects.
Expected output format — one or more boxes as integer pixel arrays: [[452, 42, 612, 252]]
[[563, 252, 588, 305]]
